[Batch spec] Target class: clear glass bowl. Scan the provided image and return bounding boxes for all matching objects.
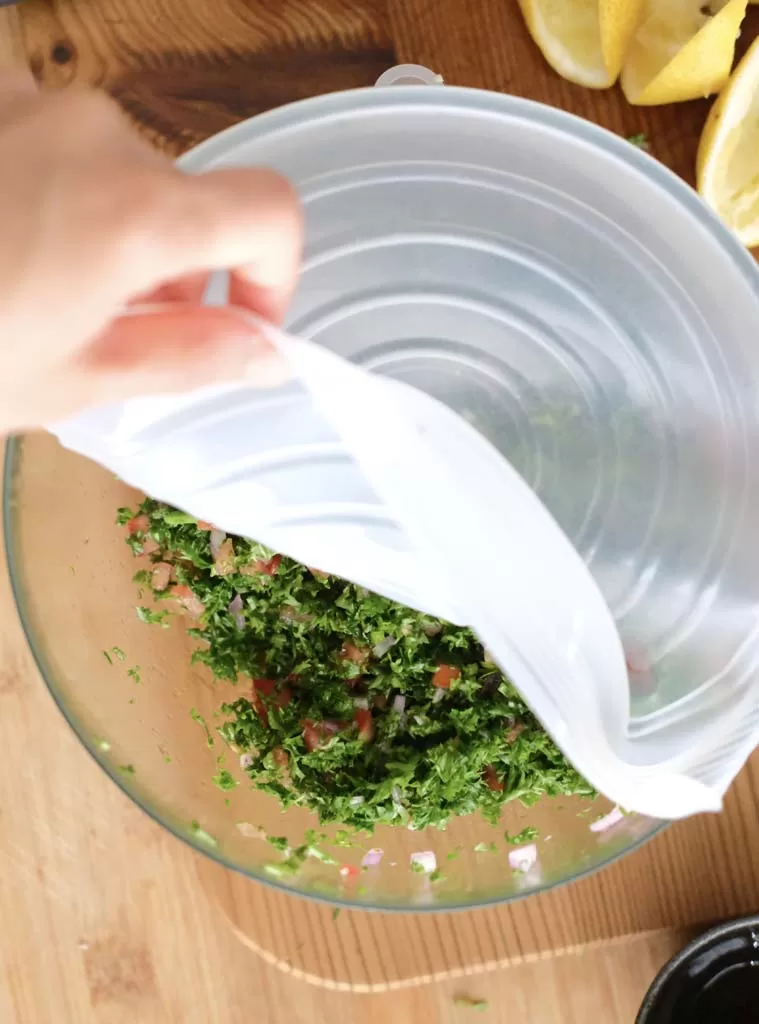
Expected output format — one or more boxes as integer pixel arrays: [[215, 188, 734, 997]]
[[4, 433, 661, 910]]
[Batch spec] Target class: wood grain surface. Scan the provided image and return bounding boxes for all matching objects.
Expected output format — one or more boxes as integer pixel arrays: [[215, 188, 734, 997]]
[[2, 0, 759, 1019]]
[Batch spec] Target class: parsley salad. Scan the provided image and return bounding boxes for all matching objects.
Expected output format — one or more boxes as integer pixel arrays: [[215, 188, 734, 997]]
[[118, 499, 593, 833]]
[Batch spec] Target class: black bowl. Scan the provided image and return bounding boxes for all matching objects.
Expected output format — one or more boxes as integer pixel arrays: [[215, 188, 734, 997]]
[[637, 914, 759, 1024]]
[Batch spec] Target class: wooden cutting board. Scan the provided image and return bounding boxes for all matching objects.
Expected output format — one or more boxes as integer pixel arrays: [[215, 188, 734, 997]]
[[4, 0, 759, 999]]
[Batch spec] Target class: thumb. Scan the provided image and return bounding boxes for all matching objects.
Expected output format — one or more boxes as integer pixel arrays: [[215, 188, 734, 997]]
[[73, 303, 291, 406]]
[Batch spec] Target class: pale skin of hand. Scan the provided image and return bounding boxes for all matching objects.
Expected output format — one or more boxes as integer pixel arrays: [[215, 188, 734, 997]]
[[0, 71, 303, 434]]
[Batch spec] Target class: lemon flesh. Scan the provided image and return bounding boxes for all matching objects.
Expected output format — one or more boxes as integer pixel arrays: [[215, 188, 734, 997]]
[[698, 35, 759, 246], [621, 0, 747, 105], [518, 0, 644, 88]]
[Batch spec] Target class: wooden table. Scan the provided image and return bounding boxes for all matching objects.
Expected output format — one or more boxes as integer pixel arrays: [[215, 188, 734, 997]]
[[2, 1, 759, 1020]]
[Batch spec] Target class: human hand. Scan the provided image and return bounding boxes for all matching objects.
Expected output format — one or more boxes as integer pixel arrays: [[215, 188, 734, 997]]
[[0, 71, 302, 433]]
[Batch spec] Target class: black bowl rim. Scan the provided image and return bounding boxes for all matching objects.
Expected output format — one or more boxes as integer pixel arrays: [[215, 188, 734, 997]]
[[636, 912, 759, 1023]]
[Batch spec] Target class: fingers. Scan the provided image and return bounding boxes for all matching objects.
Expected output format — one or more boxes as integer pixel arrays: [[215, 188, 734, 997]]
[[80, 304, 291, 396], [123, 167, 302, 322], [0, 302, 291, 432], [128, 271, 212, 307], [0, 70, 39, 124]]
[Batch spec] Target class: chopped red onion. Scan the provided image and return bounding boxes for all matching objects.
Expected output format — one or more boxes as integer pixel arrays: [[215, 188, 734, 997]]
[[228, 593, 245, 630], [151, 562, 172, 592], [508, 844, 538, 873], [209, 528, 226, 560], [589, 806, 624, 833], [432, 687, 446, 704], [236, 822, 266, 840], [410, 850, 437, 874], [361, 848, 384, 868], [392, 694, 406, 715], [354, 696, 370, 710], [239, 753, 254, 769], [372, 635, 397, 658]]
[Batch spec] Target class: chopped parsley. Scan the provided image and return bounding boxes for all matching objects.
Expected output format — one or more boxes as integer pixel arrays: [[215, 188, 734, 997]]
[[118, 499, 594, 833], [103, 646, 126, 665], [118, 764, 135, 776], [505, 826, 539, 844], [628, 132, 649, 150], [189, 707, 214, 748], [212, 769, 238, 791], [190, 820, 217, 847], [267, 835, 290, 852], [127, 665, 142, 684], [454, 996, 489, 1012], [136, 606, 170, 628]]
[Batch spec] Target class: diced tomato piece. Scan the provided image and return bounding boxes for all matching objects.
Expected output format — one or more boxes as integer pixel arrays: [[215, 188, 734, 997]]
[[303, 720, 323, 752], [275, 686, 292, 709], [302, 719, 348, 752], [151, 562, 172, 592], [272, 746, 289, 768], [483, 765, 504, 792], [241, 554, 282, 577], [506, 721, 526, 745], [340, 642, 369, 665], [126, 514, 149, 536], [171, 585, 205, 617], [196, 521, 216, 531], [432, 664, 460, 689], [625, 649, 657, 696], [251, 680, 292, 726], [625, 650, 648, 674], [355, 708, 374, 743], [251, 680, 273, 726]]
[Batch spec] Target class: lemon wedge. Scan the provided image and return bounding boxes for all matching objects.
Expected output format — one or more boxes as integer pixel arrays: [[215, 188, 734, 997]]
[[621, 0, 747, 105], [698, 35, 759, 245], [517, 0, 645, 88]]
